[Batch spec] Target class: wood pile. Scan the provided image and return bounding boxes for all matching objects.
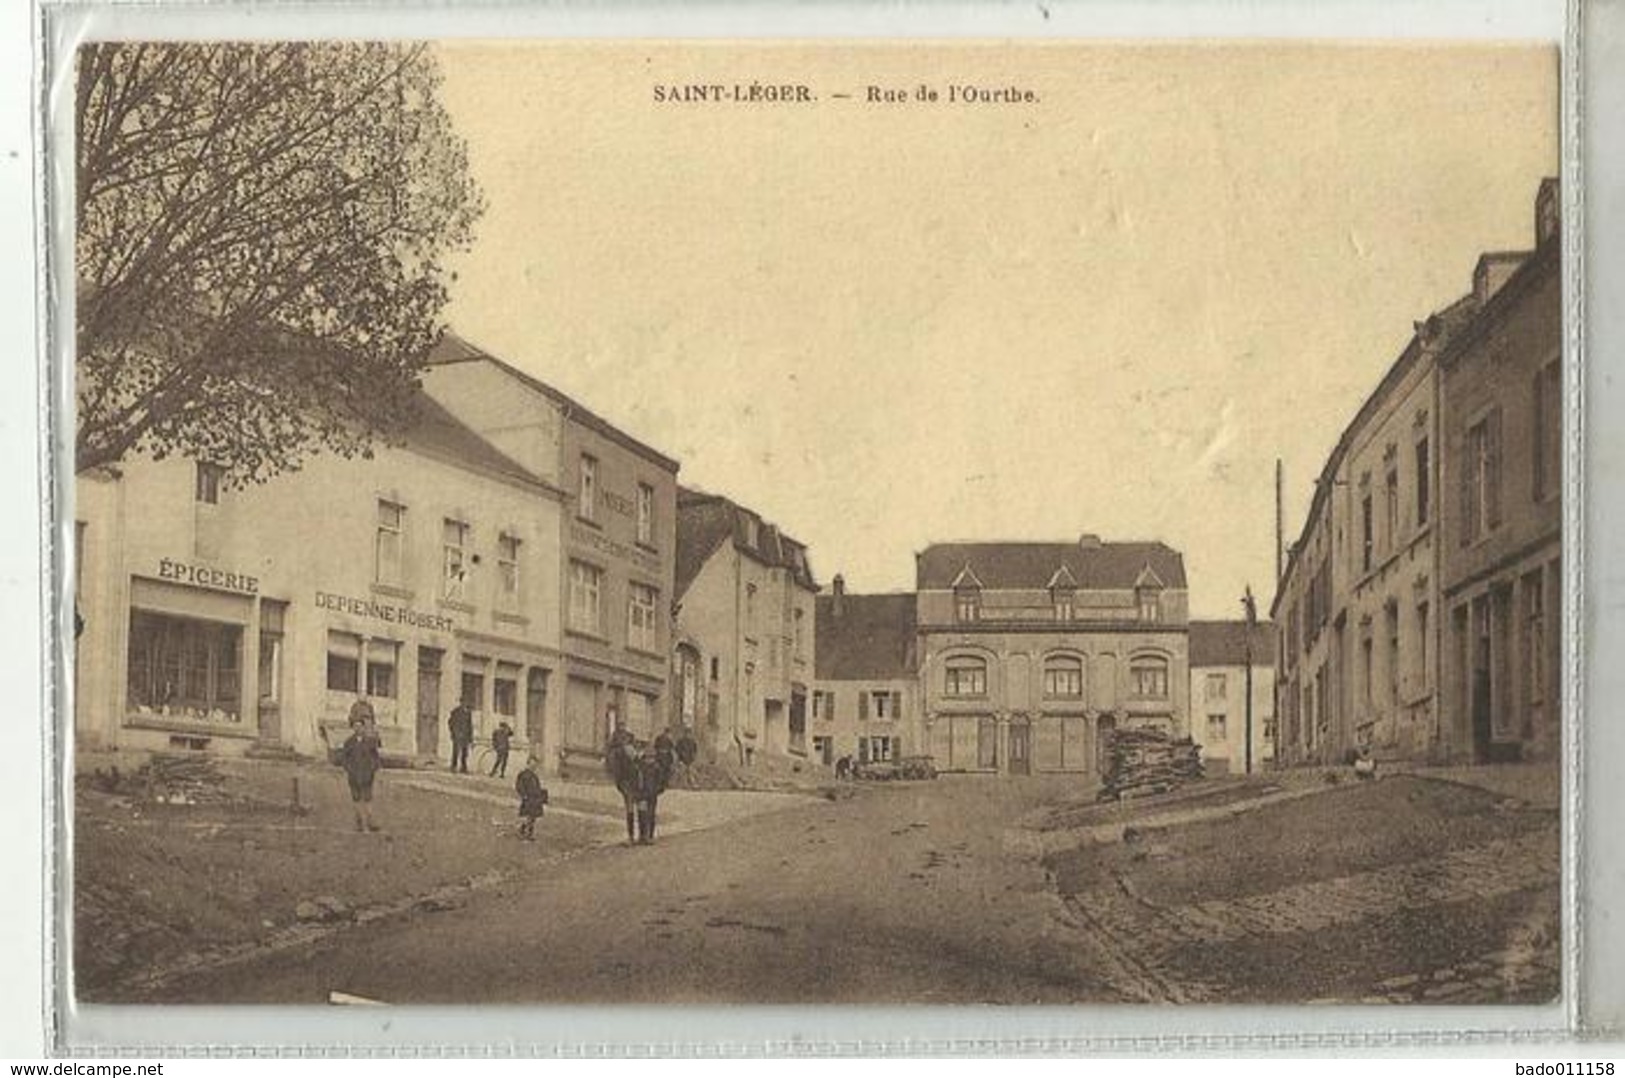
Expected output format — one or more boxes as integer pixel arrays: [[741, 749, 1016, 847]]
[[1100, 727, 1203, 801], [143, 753, 231, 804]]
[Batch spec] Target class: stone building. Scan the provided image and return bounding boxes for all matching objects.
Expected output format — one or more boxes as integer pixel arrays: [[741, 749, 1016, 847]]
[[1273, 179, 1560, 767], [811, 579, 919, 769], [670, 488, 818, 765], [915, 537, 1190, 776], [1188, 620, 1277, 775], [421, 334, 680, 768], [75, 392, 567, 764], [1438, 178, 1562, 763]]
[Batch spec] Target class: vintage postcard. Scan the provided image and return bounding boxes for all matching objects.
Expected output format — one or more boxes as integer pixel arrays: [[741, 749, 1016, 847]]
[[64, 38, 1566, 1014]]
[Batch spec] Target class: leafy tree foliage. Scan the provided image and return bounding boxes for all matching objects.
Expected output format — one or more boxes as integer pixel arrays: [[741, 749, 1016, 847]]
[[74, 42, 483, 480]]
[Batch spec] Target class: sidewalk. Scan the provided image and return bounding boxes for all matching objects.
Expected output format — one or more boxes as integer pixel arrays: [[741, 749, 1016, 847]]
[[1008, 760, 1562, 859]]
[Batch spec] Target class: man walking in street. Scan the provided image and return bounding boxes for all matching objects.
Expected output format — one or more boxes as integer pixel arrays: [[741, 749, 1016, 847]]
[[448, 700, 474, 774]]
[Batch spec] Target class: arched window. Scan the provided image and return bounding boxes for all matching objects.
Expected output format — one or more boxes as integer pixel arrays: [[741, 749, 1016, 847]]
[[944, 655, 988, 697], [1043, 655, 1084, 699], [1130, 655, 1169, 699]]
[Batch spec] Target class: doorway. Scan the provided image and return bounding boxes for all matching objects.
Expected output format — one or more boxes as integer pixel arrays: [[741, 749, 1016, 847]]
[[1008, 720, 1031, 776], [417, 647, 443, 755], [525, 669, 549, 757]]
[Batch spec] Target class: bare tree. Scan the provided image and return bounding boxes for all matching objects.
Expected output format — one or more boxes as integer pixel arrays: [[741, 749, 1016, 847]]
[[74, 42, 484, 481]]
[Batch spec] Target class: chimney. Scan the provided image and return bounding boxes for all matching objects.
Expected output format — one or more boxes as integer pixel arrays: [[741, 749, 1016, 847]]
[[831, 573, 846, 618], [1077, 533, 1101, 549], [1473, 252, 1525, 308], [1535, 177, 1560, 245]]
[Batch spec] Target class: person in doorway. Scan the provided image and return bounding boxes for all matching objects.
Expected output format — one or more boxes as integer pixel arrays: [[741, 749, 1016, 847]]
[[339, 709, 384, 832], [448, 701, 474, 774], [515, 755, 548, 841], [490, 720, 514, 778]]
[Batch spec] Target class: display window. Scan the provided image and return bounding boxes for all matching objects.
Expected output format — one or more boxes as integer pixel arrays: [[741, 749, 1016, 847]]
[[126, 610, 244, 723]]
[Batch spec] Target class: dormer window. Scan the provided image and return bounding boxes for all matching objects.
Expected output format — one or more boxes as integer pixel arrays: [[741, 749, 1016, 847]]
[[1047, 565, 1078, 622], [950, 563, 984, 623], [1137, 588, 1159, 622]]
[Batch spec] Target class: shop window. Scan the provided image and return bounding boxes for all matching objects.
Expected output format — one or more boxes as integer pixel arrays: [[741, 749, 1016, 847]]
[[375, 500, 405, 586], [945, 656, 987, 697], [497, 532, 521, 609], [442, 519, 470, 601], [326, 631, 360, 693], [636, 482, 655, 545], [127, 611, 244, 720], [461, 667, 486, 712], [493, 665, 520, 717], [1130, 656, 1169, 699], [194, 462, 224, 505], [1044, 656, 1084, 698], [366, 641, 398, 699], [569, 560, 603, 634]]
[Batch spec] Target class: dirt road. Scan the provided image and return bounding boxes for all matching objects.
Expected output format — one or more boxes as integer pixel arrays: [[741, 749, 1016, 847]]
[[148, 775, 1127, 1005]]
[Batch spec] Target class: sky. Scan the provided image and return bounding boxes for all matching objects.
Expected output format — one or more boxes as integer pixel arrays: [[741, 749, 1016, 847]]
[[434, 42, 1557, 619]]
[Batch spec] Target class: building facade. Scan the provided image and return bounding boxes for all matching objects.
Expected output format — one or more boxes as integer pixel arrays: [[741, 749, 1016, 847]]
[[915, 537, 1190, 776], [671, 488, 817, 765], [1438, 179, 1562, 764], [1273, 179, 1560, 768], [811, 580, 918, 769], [1189, 620, 1277, 775], [422, 335, 681, 768], [75, 395, 567, 764]]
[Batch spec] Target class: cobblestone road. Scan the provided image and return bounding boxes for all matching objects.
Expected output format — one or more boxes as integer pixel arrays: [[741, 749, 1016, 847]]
[[1062, 824, 1561, 1003]]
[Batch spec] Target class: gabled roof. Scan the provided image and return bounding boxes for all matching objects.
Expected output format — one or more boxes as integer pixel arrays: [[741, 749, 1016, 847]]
[[675, 486, 818, 597], [815, 592, 918, 681], [1046, 565, 1079, 590], [400, 390, 557, 493], [1189, 619, 1278, 667], [950, 564, 985, 590], [917, 540, 1187, 591], [426, 332, 680, 473]]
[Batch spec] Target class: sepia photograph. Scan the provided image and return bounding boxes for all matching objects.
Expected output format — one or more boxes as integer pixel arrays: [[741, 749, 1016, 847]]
[[66, 38, 1563, 1009]]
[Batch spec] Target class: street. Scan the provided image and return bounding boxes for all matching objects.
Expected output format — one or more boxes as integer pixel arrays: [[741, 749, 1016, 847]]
[[103, 765, 1559, 1007]]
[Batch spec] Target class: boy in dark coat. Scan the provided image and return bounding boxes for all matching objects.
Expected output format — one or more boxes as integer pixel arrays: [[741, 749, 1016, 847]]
[[339, 711, 384, 832], [489, 720, 514, 778], [515, 755, 548, 840]]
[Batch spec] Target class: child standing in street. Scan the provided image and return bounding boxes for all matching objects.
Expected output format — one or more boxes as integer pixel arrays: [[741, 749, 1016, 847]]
[[515, 754, 548, 841], [490, 720, 514, 778], [339, 710, 384, 833]]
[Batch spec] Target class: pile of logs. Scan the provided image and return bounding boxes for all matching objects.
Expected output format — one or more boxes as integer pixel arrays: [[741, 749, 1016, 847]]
[[1099, 727, 1203, 801], [143, 753, 231, 805]]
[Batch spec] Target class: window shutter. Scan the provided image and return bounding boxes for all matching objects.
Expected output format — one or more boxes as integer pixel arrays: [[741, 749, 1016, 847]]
[[891, 691, 902, 719], [826, 691, 835, 722], [1487, 407, 1504, 527], [859, 691, 869, 720]]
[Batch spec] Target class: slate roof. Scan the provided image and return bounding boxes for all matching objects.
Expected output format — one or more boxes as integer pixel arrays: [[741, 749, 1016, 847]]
[[916, 540, 1187, 591], [1189, 619, 1277, 667], [426, 332, 680, 473], [675, 486, 817, 598], [815, 592, 918, 681]]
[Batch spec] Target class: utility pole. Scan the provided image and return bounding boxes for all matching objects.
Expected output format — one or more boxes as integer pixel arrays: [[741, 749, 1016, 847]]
[[1275, 458, 1284, 586], [1242, 585, 1258, 775]]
